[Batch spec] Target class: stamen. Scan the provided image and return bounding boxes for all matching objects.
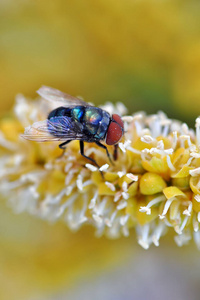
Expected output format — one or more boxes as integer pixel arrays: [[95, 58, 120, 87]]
[[99, 163, 109, 172], [140, 135, 154, 143], [174, 232, 191, 247], [114, 192, 122, 202], [126, 173, 138, 181], [179, 215, 189, 233], [172, 131, 178, 149], [122, 226, 129, 237], [119, 143, 126, 153], [140, 195, 166, 215], [116, 102, 128, 115], [105, 181, 116, 192], [166, 155, 176, 171], [53, 194, 78, 218], [189, 167, 200, 176], [152, 222, 166, 246], [197, 179, 200, 190], [64, 162, 73, 173], [122, 181, 128, 192], [120, 215, 129, 226], [137, 224, 150, 250], [162, 123, 170, 137], [76, 174, 83, 191], [183, 202, 192, 217], [85, 163, 98, 172], [193, 215, 199, 232], [180, 135, 192, 148], [195, 117, 200, 146], [122, 192, 129, 200], [181, 123, 189, 135], [159, 197, 176, 219], [105, 210, 117, 227], [157, 140, 164, 150], [126, 146, 141, 154], [134, 120, 143, 135], [190, 152, 200, 159], [88, 191, 98, 209], [194, 195, 200, 202], [117, 171, 125, 178], [121, 116, 133, 122], [93, 197, 108, 216], [117, 200, 127, 210], [186, 156, 194, 166], [92, 214, 103, 225], [66, 185, 74, 196]]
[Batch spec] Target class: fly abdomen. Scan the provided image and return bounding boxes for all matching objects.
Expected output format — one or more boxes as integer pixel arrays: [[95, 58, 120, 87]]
[[48, 107, 71, 119], [47, 107, 73, 137]]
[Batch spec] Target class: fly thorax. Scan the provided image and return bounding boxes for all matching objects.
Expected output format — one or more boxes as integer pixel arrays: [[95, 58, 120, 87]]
[[95, 110, 110, 139], [83, 107, 103, 135]]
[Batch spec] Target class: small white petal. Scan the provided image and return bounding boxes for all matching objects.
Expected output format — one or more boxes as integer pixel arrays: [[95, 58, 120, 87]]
[[105, 181, 116, 192], [117, 201, 127, 210], [119, 142, 126, 153], [122, 192, 129, 200], [99, 163, 109, 172], [139, 206, 151, 215], [189, 167, 200, 176], [92, 214, 103, 224], [85, 163, 98, 172], [126, 173, 138, 181], [117, 171, 125, 178]]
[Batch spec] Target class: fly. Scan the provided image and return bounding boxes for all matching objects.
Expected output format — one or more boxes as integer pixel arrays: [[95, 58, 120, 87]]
[[22, 86, 124, 173]]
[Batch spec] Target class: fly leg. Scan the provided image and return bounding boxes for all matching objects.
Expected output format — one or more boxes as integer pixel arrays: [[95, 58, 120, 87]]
[[80, 141, 104, 178], [113, 144, 118, 161], [95, 141, 114, 165], [58, 140, 72, 159]]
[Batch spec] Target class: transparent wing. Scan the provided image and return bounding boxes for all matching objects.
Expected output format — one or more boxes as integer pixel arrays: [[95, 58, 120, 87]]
[[22, 117, 88, 142], [37, 86, 94, 107]]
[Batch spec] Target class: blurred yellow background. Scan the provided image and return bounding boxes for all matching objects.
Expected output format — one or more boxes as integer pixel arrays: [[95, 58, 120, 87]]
[[1, 0, 200, 124], [1, 1, 200, 299]]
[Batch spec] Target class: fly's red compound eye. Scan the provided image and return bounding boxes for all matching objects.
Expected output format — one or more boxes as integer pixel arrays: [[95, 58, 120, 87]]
[[112, 114, 124, 128], [106, 114, 124, 145]]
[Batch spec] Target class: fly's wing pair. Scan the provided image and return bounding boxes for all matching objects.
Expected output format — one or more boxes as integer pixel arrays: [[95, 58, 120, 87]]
[[22, 86, 93, 142], [37, 86, 93, 108]]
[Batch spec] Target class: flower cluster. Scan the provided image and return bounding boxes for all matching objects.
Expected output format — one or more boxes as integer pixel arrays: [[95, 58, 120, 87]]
[[1, 94, 200, 249]]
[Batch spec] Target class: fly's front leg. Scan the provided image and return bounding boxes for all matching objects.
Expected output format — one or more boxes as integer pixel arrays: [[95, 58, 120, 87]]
[[95, 141, 114, 165], [113, 144, 118, 161], [58, 140, 72, 159], [80, 141, 104, 178]]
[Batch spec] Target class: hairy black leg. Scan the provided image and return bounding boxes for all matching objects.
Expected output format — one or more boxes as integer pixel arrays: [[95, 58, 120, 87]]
[[80, 141, 104, 178], [113, 144, 118, 161], [57, 140, 72, 158], [80, 141, 100, 168], [95, 141, 114, 165], [59, 140, 72, 149]]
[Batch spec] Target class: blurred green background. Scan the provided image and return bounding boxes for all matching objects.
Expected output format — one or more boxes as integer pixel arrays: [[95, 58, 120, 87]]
[[1, 0, 200, 124], [1, 1, 200, 299]]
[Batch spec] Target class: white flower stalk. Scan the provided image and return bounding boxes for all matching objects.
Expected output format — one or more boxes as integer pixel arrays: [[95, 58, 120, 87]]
[[0, 93, 200, 249]]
